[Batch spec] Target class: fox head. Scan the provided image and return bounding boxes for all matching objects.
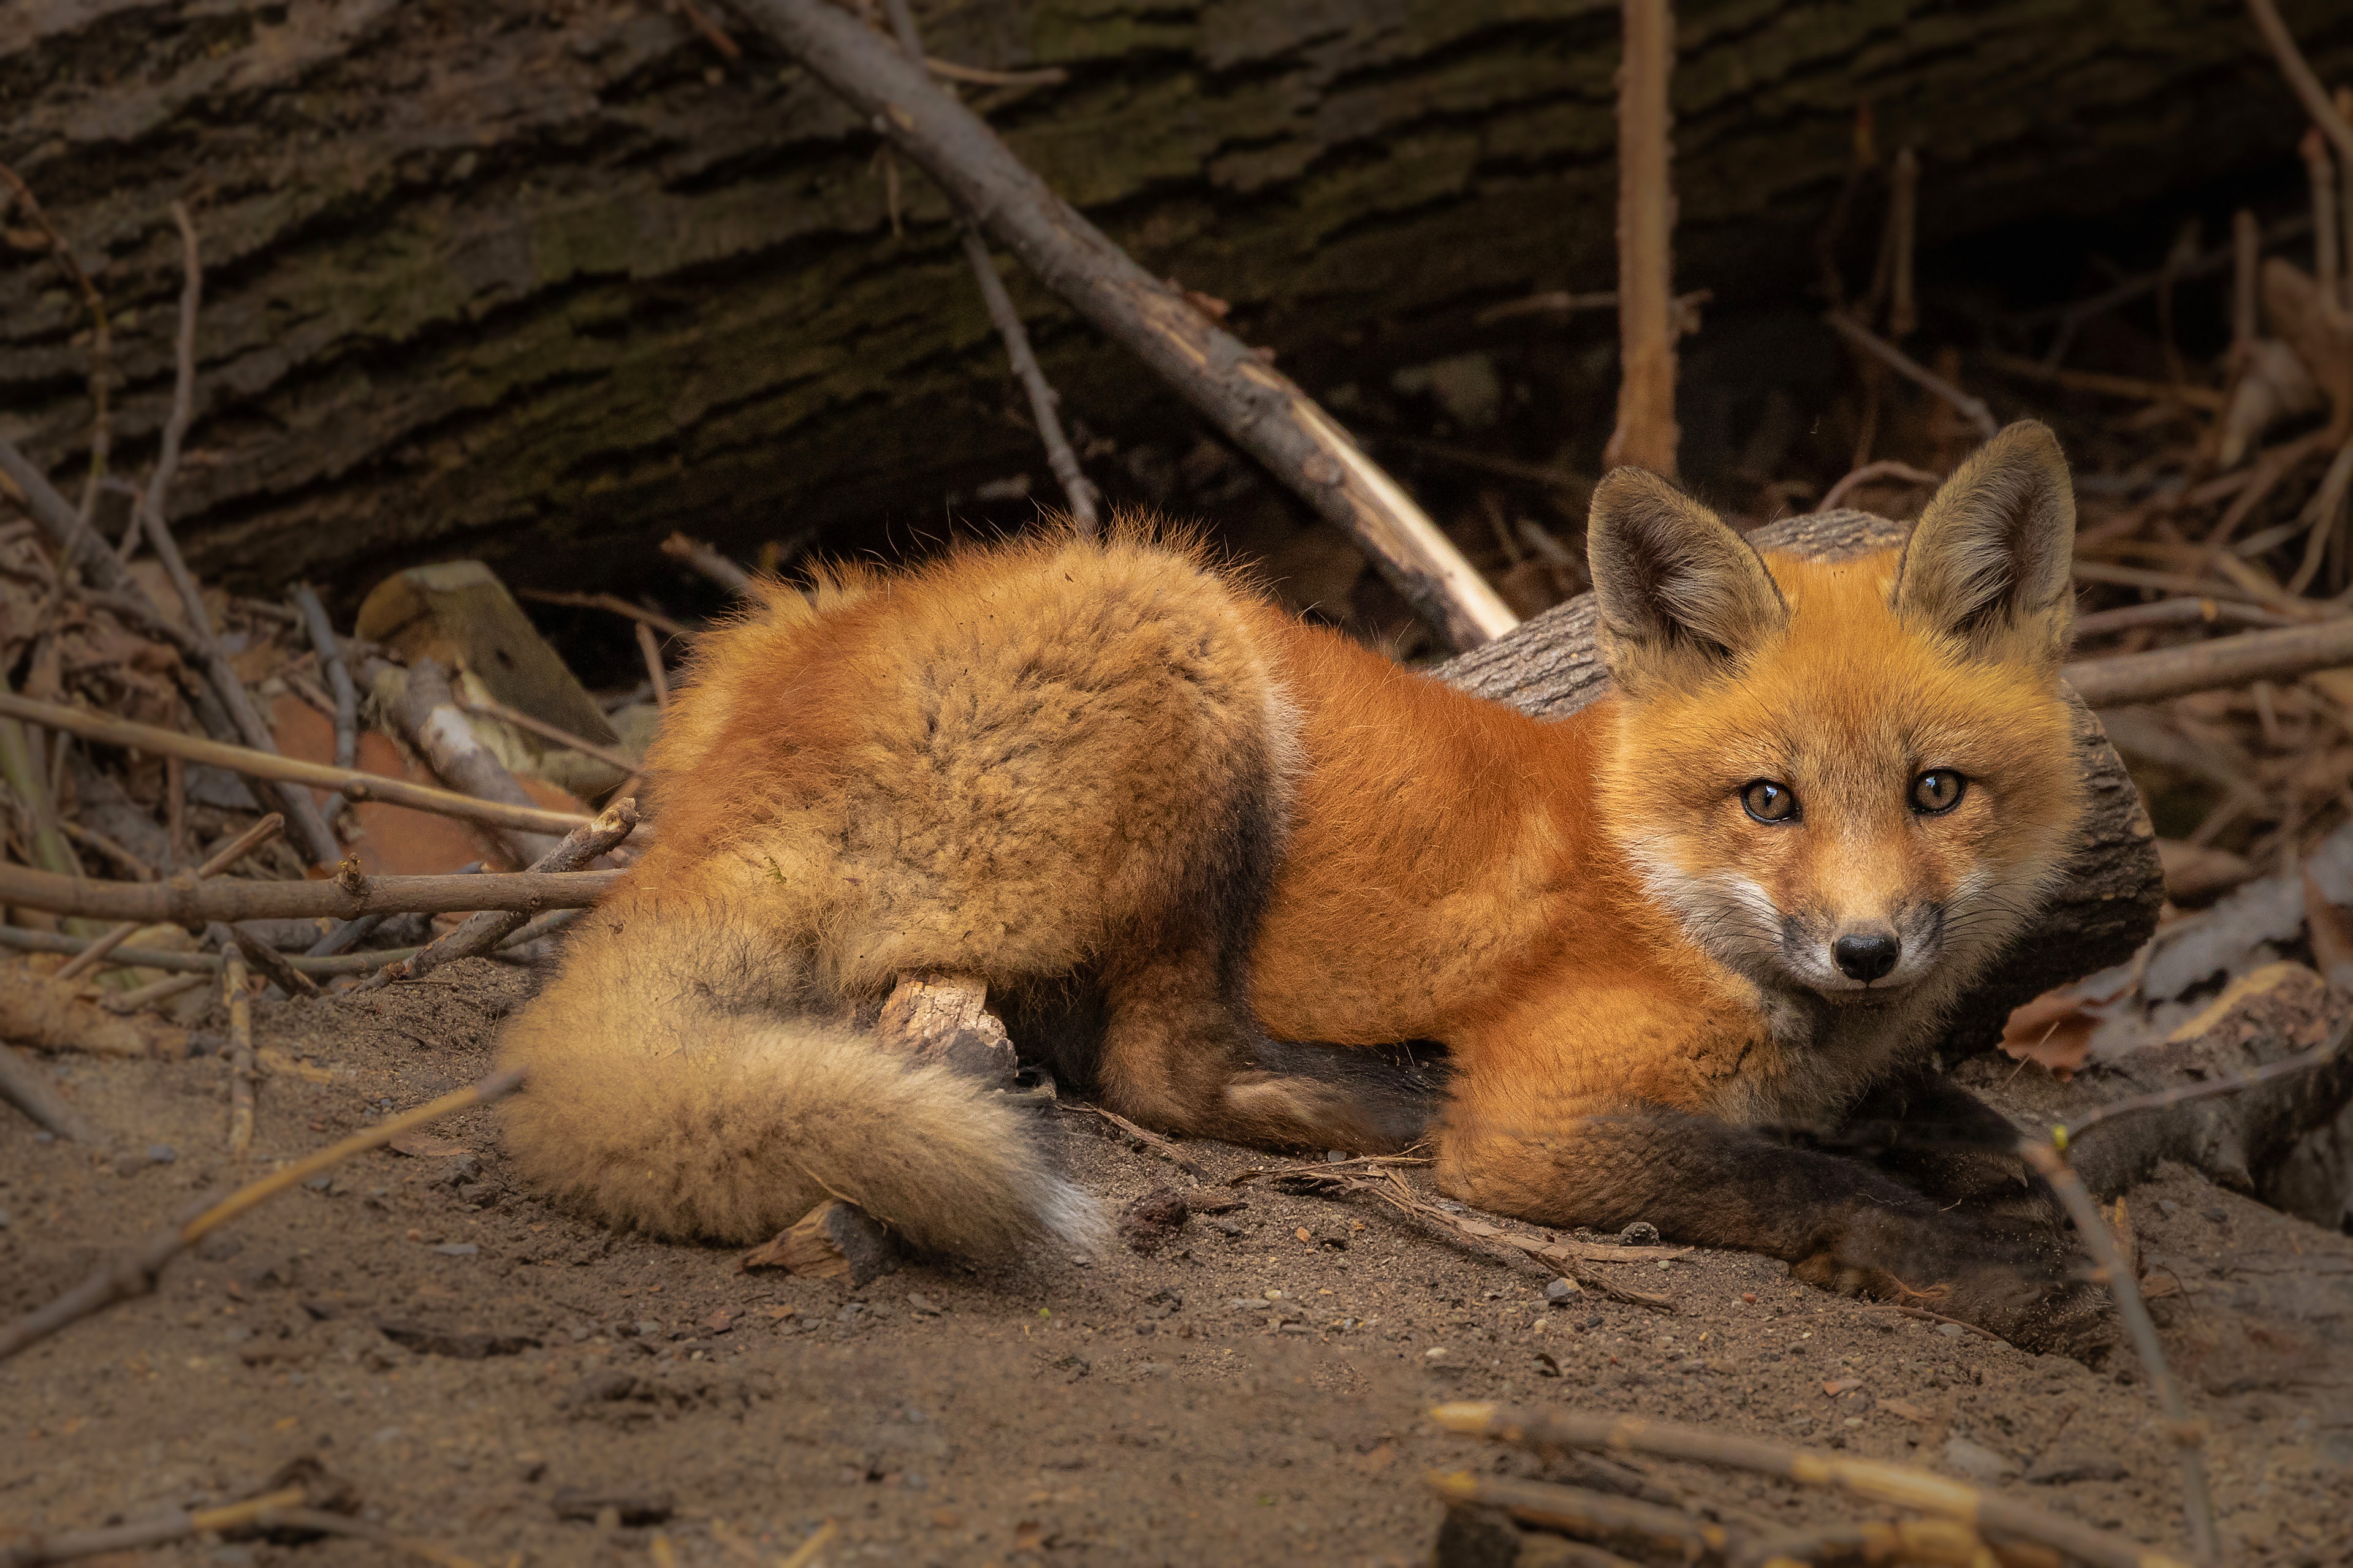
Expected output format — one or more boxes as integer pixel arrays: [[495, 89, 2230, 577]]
[[1588, 422, 2085, 1009]]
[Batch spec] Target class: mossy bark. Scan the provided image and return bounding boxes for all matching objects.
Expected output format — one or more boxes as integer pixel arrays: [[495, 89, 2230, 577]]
[[2, 0, 2348, 594]]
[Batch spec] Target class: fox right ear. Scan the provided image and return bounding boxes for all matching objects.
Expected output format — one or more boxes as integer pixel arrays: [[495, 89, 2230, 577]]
[[1588, 468, 1787, 692]]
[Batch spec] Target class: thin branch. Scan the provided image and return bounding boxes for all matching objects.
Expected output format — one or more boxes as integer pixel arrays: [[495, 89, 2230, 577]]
[[660, 531, 755, 597], [0, 1483, 310, 1568], [0, 925, 422, 979], [1819, 460, 1941, 513], [2064, 616, 2353, 706], [460, 695, 643, 774], [925, 56, 1067, 88], [1979, 350, 2228, 412], [355, 798, 636, 992], [1602, 0, 1679, 477], [222, 942, 254, 1157], [2061, 1018, 2349, 1144], [2070, 597, 2294, 638], [2019, 1139, 2218, 1565], [0, 689, 590, 837], [0, 1066, 528, 1364], [0, 1041, 101, 1143], [378, 659, 563, 865], [518, 589, 694, 639], [0, 162, 111, 534], [291, 583, 359, 818], [142, 202, 201, 545], [733, 0, 1518, 650], [1427, 1404, 2194, 1568], [2245, 0, 2353, 174], [1423, 1471, 1734, 1560], [1825, 311, 2000, 440], [56, 811, 286, 982], [0, 861, 622, 926], [1068, 1104, 1206, 1178], [635, 621, 672, 711], [876, 0, 1099, 528]]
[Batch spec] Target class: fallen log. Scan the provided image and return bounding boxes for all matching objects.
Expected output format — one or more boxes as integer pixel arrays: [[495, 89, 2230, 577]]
[[0, 863, 621, 926], [1433, 506, 2167, 1059]]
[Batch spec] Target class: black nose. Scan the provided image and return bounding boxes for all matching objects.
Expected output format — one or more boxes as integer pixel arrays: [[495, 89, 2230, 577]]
[[1833, 933, 1900, 983]]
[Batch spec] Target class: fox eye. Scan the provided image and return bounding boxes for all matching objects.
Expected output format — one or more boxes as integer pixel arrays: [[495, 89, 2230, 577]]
[[1912, 769, 1966, 814], [1741, 780, 1798, 824]]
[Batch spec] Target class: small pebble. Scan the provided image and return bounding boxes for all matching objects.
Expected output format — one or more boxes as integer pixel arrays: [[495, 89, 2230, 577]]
[[1262, 1289, 1283, 1300], [1619, 1221, 1660, 1246], [1325, 1150, 1348, 1164], [33, 1131, 55, 1145], [146, 1143, 177, 1164], [1937, 1322, 1965, 1338], [1423, 1346, 1450, 1360], [1542, 1277, 1576, 1301], [305, 1175, 333, 1192], [635, 1320, 663, 1338], [2202, 1206, 2227, 1223], [907, 1292, 941, 1315], [2157, 1199, 2181, 1218], [431, 1242, 479, 1257]]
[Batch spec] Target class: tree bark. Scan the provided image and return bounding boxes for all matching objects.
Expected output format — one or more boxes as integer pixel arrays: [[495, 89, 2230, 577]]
[[1, 1, 2349, 596], [1432, 507, 2167, 1060]]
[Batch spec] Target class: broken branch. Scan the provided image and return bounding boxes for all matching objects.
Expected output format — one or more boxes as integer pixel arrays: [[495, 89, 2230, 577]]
[[2064, 616, 2353, 707], [1427, 1404, 2191, 1568], [1825, 311, 2001, 440], [660, 531, 755, 598], [1602, 0, 1679, 477], [0, 690, 590, 837], [736, 0, 1517, 650], [0, 1066, 528, 1364], [0, 862, 621, 925], [55, 812, 286, 983]]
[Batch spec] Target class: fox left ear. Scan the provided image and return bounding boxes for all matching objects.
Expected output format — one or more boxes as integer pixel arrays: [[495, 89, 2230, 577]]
[[1895, 421, 2075, 662]]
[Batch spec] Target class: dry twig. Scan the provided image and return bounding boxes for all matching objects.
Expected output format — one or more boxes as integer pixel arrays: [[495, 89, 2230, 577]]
[[0, 690, 589, 837], [0, 861, 620, 926], [2066, 616, 2353, 706], [355, 798, 636, 992], [0, 1041, 100, 1143], [635, 622, 671, 711], [1818, 460, 1941, 513], [0, 1066, 527, 1364], [55, 812, 285, 982], [1429, 1403, 2192, 1568], [660, 531, 755, 597], [0, 926, 422, 979], [223, 942, 254, 1157], [378, 659, 565, 864], [736, 0, 1517, 649], [517, 589, 693, 639], [1825, 311, 2000, 440], [291, 582, 359, 819], [460, 695, 643, 775]]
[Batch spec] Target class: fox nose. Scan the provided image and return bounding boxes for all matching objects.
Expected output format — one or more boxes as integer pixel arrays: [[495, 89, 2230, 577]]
[[1833, 932, 1900, 983]]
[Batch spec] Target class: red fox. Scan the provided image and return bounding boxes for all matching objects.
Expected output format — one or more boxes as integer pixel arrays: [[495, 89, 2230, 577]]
[[497, 420, 2100, 1349]]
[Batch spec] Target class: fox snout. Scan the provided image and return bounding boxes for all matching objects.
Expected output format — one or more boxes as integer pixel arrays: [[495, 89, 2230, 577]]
[[1831, 928, 1899, 983]]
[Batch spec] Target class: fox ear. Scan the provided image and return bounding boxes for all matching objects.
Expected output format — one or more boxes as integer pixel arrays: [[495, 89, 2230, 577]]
[[1895, 421, 2075, 661], [1589, 468, 1787, 690]]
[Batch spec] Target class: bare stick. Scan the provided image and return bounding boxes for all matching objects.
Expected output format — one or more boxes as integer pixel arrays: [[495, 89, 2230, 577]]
[[98, 972, 209, 1015], [0, 1066, 526, 1363], [2018, 1140, 2217, 1564], [2072, 597, 2294, 638], [1825, 311, 2000, 440], [660, 531, 755, 597], [2245, 0, 2353, 174], [673, 0, 742, 59], [1427, 1404, 2192, 1568], [1818, 459, 1941, 513], [1071, 1104, 1206, 1178], [1979, 350, 2228, 412], [224, 924, 322, 1000], [518, 589, 694, 639], [2063, 1020, 2348, 1143], [223, 943, 254, 1157], [56, 812, 286, 982], [0, 163, 111, 534], [460, 695, 643, 774], [734, 0, 1517, 650], [380, 659, 564, 865], [0, 926, 422, 979], [0, 714, 82, 885], [0, 691, 589, 837], [56, 819, 155, 881], [1603, 0, 1679, 477], [291, 583, 359, 818], [2065, 616, 2353, 706], [0, 1041, 101, 1143], [142, 203, 202, 547], [0, 1483, 311, 1568], [634, 622, 672, 711], [2307, 129, 2341, 307], [1885, 146, 1919, 338], [0, 434, 145, 602], [925, 56, 1067, 88], [0, 862, 620, 926], [1423, 1471, 1733, 1559], [355, 798, 636, 993], [870, 0, 1100, 528], [959, 225, 1101, 527]]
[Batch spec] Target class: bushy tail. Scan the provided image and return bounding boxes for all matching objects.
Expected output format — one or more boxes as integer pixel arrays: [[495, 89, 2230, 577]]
[[495, 907, 1100, 1256]]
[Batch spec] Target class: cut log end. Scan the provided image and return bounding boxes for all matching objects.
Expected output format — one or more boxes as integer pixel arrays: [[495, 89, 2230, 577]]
[[878, 971, 1017, 1083], [740, 1199, 899, 1287]]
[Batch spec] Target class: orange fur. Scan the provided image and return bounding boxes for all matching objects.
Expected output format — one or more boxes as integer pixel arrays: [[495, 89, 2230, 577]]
[[495, 426, 2096, 1344]]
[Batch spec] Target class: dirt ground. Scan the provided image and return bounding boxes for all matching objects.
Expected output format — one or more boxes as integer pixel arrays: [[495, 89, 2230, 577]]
[[3, 958, 2350, 1567]]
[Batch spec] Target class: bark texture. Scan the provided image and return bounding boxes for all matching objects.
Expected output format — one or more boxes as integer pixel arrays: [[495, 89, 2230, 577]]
[[2, 1, 2349, 593], [1433, 507, 2167, 1059]]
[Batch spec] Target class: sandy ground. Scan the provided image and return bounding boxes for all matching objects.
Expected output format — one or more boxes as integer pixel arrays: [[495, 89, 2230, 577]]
[[3, 958, 2349, 1566]]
